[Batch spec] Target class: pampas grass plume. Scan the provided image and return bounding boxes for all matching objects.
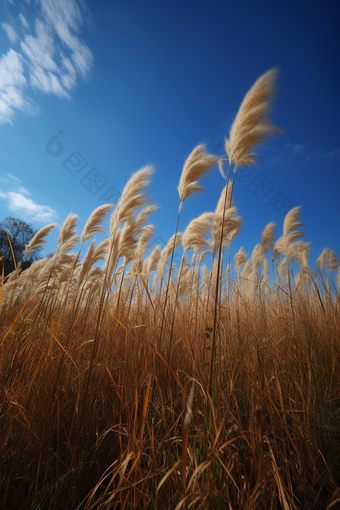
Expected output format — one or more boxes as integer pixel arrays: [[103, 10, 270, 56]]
[[25, 223, 56, 259], [110, 166, 153, 234], [178, 144, 217, 207], [58, 214, 78, 247], [225, 68, 282, 166], [81, 204, 113, 244]]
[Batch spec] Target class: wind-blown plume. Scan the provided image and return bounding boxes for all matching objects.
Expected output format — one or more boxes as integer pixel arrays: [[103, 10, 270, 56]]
[[78, 241, 96, 288], [215, 183, 234, 216], [182, 212, 215, 254], [103, 229, 122, 284], [117, 218, 139, 266], [93, 239, 109, 262], [109, 166, 153, 235], [329, 250, 339, 272], [211, 207, 242, 257], [225, 68, 282, 167], [25, 224, 56, 259], [144, 245, 161, 279], [177, 144, 217, 208], [80, 204, 113, 244], [296, 241, 312, 273], [261, 222, 277, 254], [58, 214, 78, 248], [134, 205, 158, 231], [133, 225, 155, 274], [251, 244, 263, 272], [274, 207, 305, 258], [157, 233, 183, 280], [234, 247, 247, 278], [317, 248, 329, 270], [242, 260, 252, 280]]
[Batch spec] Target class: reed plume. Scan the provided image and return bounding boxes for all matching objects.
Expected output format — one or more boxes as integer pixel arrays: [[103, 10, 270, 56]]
[[261, 222, 277, 254], [144, 245, 161, 280], [329, 250, 339, 272], [234, 247, 247, 278], [317, 248, 329, 270], [226, 68, 282, 167], [215, 182, 234, 215], [182, 212, 215, 254], [159, 144, 217, 351], [104, 168, 154, 295], [58, 214, 79, 248], [117, 219, 138, 267], [93, 239, 109, 262], [133, 225, 155, 275], [80, 204, 113, 244], [157, 233, 183, 281], [109, 166, 154, 234], [78, 241, 96, 288], [274, 206, 305, 257], [25, 223, 56, 259], [178, 144, 218, 209]]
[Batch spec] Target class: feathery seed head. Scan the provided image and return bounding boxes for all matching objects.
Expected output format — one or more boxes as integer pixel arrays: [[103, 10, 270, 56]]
[[178, 144, 217, 207], [110, 165, 154, 234], [58, 214, 78, 248], [226, 68, 283, 167], [81, 203, 113, 244], [25, 223, 56, 259]]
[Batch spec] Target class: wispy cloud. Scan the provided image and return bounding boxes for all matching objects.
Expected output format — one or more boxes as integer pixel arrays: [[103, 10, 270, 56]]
[[2, 22, 19, 44], [293, 143, 308, 155], [286, 143, 340, 162], [0, 173, 23, 184], [19, 14, 29, 29], [7, 173, 22, 182], [0, 176, 58, 222], [17, 186, 30, 195], [306, 148, 340, 161], [0, 49, 35, 125], [286, 142, 311, 155], [0, 0, 94, 125]]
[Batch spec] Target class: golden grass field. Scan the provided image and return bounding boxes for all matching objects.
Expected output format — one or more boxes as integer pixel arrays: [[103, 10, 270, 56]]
[[0, 69, 339, 509]]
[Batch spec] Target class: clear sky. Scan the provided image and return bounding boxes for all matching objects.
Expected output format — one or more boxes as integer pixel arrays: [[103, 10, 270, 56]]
[[0, 0, 339, 271]]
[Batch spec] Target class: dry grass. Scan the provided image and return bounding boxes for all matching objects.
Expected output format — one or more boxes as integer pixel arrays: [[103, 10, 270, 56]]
[[1, 70, 340, 510]]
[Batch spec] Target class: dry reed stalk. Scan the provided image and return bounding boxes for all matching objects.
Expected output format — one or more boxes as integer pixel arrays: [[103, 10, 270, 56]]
[[71, 168, 154, 467], [159, 144, 217, 354], [209, 69, 282, 396]]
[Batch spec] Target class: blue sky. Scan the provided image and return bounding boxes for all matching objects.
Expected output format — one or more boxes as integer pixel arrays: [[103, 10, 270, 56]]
[[0, 0, 339, 271]]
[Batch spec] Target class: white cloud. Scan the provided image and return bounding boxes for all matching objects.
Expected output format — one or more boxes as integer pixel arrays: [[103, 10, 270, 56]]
[[7, 173, 22, 182], [21, 21, 59, 73], [293, 143, 308, 155], [306, 148, 340, 161], [19, 14, 29, 29], [0, 0, 94, 125], [286, 143, 339, 161], [17, 186, 30, 195], [60, 55, 77, 90], [286, 142, 311, 155], [0, 189, 58, 222], [0, 49, 28, 125], [2, 23, 18, 43], [324, 148, 340, 157], [41, 0, 94, 78]]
